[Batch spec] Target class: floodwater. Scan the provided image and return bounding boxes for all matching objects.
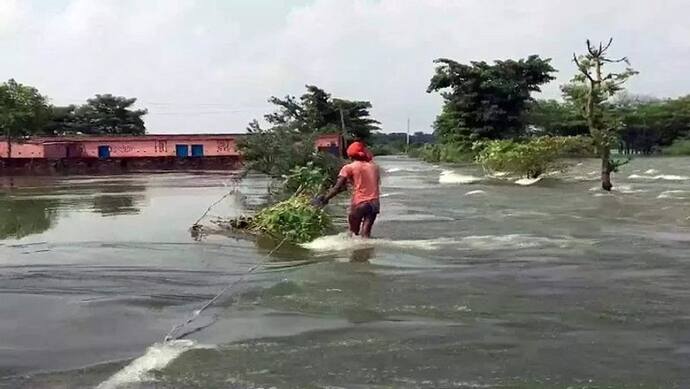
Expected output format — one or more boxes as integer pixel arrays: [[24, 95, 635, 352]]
[[1, 157, 690, 388]]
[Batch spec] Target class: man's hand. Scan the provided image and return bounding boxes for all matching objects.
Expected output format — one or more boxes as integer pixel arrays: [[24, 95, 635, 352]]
[[312, 195, 328, 208], [315, 176, 347, 208]]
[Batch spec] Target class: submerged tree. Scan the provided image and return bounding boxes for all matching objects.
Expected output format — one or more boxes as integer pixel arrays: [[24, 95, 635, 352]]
[[563, 38, 638, 191], [427, 55, 556, 146]]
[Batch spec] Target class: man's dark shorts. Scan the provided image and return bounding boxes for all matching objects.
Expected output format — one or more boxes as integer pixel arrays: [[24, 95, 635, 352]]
[[348, 199, 380, 235], [350, 199, 380, 218]]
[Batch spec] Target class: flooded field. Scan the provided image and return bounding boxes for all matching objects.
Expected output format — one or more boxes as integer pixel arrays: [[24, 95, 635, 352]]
[[1, 156, 690, 388]]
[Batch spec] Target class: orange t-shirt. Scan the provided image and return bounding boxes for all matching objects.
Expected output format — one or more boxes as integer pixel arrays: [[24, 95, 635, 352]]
[[339, 160, 381, 206]]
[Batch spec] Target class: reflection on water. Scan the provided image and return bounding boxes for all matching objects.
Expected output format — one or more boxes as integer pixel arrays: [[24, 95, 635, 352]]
[[0, 196, 58, 239], [92, 195, 141, 216], [0, 179, 147, 238], [92, 185, 146, 216], [2, 160, 690, 388], [350, 247, 375, 263]]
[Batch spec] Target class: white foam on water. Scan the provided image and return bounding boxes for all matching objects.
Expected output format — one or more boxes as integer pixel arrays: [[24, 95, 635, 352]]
[[439, 170, 482, 184], [459, 234, 588, 250], [302, 233, 588, 253], [514, 176, 543, 186], [97, 340, 213, 389], [615, 185, 646, 194], [571, 175, 598, 182], [658, 190, 690, 199], [489, 171, 509, 178], [380, 192, 402, 198], [464, 190, 486, 196], [301, 233, 457, 252], [381, 213, 455, 222], [644, 169, 659, 175], [628, 174, 689, 181], [386, 167, 425, 173]]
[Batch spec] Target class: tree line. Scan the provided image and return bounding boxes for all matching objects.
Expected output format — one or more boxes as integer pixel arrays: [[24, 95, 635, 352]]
[[425, 39, 690, 190], [0, 79, 147, 155], [5, 38, 690, 191]]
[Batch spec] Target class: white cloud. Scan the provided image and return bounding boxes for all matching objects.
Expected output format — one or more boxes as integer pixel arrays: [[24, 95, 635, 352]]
[[2, 0, 690, 133]]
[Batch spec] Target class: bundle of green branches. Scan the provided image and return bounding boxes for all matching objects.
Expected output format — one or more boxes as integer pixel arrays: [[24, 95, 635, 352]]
[[251, 195, 332, 243], [225, 162, 335, 244]]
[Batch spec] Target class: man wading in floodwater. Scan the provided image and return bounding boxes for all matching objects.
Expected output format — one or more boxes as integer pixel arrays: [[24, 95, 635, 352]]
[[314, 141, 381, 239]]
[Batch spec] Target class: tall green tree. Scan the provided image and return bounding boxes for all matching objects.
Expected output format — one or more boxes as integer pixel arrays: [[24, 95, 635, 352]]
[[72, 94, 148, 135], [42, 105, 78, 135], [427, 55, 556, 145], [563, 38, 638, 191], [265, 85, 379, 141], [332, 98, 379, 140], [0, 79, 50, 157]]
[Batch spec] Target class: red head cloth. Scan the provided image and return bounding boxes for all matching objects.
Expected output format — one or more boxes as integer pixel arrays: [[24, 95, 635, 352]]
[[346, 141, 372, 161]]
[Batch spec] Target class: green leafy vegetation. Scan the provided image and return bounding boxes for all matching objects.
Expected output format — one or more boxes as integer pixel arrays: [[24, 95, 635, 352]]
[[367, 132, 435, 156], [239, 84, 380, 182], [0, 79, 147, 143], [419, 55, 559, 166], [235, 137, 340, 243], [221, 163, 335, 244], [232, 85, 384, 243], [427, 55, 556, 144], [476, 136, 594, 178], [563, 38, 637, 190], [251, 195, 333, 243], [662, 139, 690, 156], [56, 94, 148, 135], [409, 143, 474, 163], [262, 84, 379, 141], [282, 162, 331, 197], [0, 79, 51, 156]]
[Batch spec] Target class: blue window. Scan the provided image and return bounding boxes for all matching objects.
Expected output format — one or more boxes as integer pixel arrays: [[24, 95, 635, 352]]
[[176, 144, 189, 158], [98, 145, 110, 159], [191, 144, 204, 157]]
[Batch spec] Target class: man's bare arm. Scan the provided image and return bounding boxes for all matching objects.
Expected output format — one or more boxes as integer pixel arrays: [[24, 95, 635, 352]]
[[322, 176, 348, 203]]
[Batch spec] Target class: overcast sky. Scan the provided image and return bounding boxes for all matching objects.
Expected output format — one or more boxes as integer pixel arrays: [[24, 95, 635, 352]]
[[2, 0, 689, 134]]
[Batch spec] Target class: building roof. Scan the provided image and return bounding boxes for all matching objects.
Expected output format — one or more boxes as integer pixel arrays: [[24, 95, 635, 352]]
[[25, 133, 248, 144]]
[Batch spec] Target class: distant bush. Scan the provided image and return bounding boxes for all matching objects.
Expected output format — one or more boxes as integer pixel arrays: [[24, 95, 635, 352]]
[[663, 139, 690, 156], [409, 143, 474, 163], [368, 143, 398, 156], [476, 136, 593, 178]]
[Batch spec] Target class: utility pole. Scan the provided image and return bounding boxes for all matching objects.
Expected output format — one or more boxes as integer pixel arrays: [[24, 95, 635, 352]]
[[339, 108, 347, 139], [406, 117, 410, 151]]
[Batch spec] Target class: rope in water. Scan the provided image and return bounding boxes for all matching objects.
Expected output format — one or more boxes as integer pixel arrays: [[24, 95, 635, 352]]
[[165, 183, 289, 342], [192, 189, 238, 227], [164, 236, 288, 342]]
